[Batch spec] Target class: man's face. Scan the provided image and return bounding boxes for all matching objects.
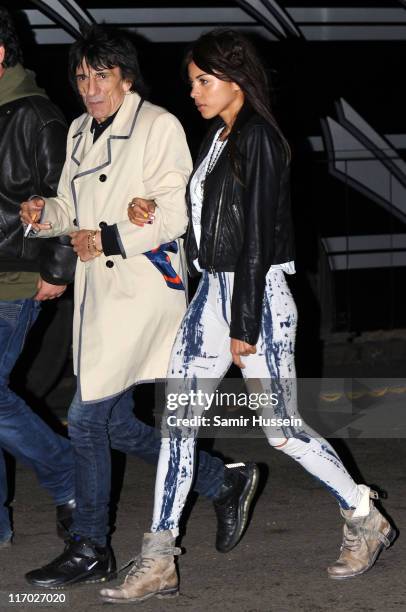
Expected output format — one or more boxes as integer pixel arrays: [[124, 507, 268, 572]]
[[75, 60, 131, 123]]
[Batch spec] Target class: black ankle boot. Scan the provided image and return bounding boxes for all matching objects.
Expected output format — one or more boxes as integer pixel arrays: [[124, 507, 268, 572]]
[[25, 535, 116, 588], [56, 499, 76, 539], [213, 462, 259, 553]]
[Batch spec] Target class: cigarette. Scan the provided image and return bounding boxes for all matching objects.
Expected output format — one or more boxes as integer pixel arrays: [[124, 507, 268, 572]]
[[24, 223, 33, 237], [24, 211, 38, 237]]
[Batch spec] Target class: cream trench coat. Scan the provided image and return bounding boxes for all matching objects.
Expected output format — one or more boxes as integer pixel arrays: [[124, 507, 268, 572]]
[[37, 92, 192, 401]]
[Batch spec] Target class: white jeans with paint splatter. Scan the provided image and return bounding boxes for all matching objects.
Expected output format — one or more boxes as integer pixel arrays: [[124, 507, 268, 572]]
[[152, 270, 361, 534]]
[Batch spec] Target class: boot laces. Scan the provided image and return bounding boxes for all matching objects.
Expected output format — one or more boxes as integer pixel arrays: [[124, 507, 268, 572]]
[[341, 521, 372, 552], [126, 555, 154, 579], [342, 528, 363, 552]]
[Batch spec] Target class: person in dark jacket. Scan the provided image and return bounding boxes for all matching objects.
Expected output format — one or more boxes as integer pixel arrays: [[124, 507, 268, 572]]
[[101, 29, 396, 603], [0, 7, 76, 546]]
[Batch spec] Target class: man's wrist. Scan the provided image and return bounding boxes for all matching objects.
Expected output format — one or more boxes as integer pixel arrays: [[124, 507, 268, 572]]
[[95, 231, 103, 252], [87, 230, 103, 257]]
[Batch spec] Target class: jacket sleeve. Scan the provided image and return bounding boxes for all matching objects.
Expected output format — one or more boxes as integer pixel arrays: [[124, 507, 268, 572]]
[[230, 125, 284, 345], [35, 119, 77, 285], [105, 112, 192, 258]]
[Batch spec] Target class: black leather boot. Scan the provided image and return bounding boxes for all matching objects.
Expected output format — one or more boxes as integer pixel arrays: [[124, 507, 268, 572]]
[[56, 499, 76, 539], [25, 535, 116, 588], [213, 462, 259, 553]]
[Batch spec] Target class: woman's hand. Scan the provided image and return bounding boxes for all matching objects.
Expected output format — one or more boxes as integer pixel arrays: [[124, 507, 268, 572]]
[[230, 338, 257, 369], [128, 198, 156, 227], [20, 197, 52, 231], [69, 229, 101, 262]]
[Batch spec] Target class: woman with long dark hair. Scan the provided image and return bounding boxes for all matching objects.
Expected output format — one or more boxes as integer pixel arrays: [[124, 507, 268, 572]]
[[100, 29, 395, 603]]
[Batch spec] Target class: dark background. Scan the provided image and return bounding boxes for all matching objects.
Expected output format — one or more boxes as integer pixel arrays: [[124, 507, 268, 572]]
[[4, 2, 406, 383]]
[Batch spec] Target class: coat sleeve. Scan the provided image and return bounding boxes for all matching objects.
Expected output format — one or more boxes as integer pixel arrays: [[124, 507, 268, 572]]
[[34, 119, 77, 284], [229, 124, 284, 345], [35, 121, 78, 240], [104, 112, 191, 258]]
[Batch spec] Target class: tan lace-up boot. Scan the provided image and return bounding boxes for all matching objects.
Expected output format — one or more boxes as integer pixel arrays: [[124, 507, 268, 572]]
[[328, 484, 396, 580], [99, 530, 181, 603]]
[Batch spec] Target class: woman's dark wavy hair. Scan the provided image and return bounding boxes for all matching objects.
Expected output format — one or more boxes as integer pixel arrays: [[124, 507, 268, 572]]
[[0, 7, 23, 68], [69, 24, 147, 96], [184, 28, 290, 164]]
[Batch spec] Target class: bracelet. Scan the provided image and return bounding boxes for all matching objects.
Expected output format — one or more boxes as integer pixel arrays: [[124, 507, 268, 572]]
[[87, 230, 103, 257]]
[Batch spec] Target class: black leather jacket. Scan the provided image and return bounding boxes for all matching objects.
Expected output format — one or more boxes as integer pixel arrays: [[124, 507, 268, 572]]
[[184, 105, 294, 345], [0, 95, 76, 284]]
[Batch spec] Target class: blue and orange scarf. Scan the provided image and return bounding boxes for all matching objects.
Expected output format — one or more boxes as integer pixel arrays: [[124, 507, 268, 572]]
[[143, 241, 184, 290]]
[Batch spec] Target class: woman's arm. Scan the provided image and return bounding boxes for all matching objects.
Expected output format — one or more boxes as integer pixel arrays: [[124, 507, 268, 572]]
[[230, 123, 285, 346]]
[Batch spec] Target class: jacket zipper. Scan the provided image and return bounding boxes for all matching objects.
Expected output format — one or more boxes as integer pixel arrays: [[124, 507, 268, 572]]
[[232, 202, 244, 242], [177, 237, 189, 306], [232, 202, 241, 223], [209, 177, 228, 277]]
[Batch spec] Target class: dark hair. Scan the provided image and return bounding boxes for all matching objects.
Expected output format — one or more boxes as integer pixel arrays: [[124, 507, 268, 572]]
[[0, 7, 23, 68], [68, 24, 147, 96], [184, 28, 290, 163]]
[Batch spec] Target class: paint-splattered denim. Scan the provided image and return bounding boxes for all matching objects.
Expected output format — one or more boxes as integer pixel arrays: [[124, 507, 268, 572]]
[[152, 270, 360, 534]]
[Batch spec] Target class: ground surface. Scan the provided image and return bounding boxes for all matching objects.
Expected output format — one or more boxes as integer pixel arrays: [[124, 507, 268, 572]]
[[2, 330, 405, 612], [1, 432, 404, 612]]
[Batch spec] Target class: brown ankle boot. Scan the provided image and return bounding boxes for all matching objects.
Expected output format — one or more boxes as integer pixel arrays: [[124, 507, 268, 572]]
[[328, 485, 396, 580], [99, 530, 181, 603]]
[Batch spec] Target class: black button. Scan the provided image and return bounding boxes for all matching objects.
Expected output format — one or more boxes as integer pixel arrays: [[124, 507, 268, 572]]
[[99, 221, 107, 229], [99, 174, 107, 182], [73, 218, 78, 226], [106, 260, 114, 268]]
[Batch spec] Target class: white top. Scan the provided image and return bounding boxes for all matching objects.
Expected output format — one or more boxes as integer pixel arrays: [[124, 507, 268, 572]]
[[190, 128, 295, 275]]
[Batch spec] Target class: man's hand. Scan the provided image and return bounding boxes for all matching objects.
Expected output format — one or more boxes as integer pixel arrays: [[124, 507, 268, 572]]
[[34, 278, 67, 301], [20, 197, 52, 231], [230, 338, 257, 369], [69, 229, 101, 262], [128, 198, 156, 227]]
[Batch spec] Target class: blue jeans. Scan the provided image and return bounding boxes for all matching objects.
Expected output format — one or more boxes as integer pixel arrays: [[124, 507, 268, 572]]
[[68, 388, 225, 546], [0, 450, 12, 542], [0, 299, 75, 539]]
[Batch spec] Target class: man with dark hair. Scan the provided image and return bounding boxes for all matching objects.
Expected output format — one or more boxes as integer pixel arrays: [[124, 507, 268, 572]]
[[22, 24, 258, 588], [0, 6, 76, 547]]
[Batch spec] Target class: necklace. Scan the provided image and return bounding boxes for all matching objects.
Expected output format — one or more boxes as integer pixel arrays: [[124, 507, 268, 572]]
[[200, 129, 227, 194]]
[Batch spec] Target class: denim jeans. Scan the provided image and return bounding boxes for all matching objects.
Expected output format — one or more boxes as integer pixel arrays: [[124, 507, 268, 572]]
[[0, 450, 12, 542], [0, 299, 75, 538], [68, 388, 225, 546]]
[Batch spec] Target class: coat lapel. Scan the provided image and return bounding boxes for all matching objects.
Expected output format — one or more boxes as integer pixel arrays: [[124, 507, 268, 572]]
[[70, 92, 144, 179]]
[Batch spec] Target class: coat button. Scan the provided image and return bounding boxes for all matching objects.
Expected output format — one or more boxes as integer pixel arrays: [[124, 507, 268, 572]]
[[99, 174, 107, 182], [73, 218, 78, 226], [106, 260, 114, 268], [99, 221, 107, 229]]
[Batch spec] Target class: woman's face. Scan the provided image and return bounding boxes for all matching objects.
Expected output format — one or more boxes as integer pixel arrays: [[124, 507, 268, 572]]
[[188, 61, 244, 125]]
